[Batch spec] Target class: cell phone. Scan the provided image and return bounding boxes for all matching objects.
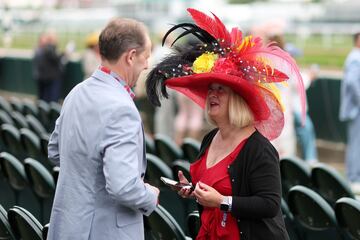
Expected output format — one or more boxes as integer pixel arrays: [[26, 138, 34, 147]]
[[160, 177, 194, 191]]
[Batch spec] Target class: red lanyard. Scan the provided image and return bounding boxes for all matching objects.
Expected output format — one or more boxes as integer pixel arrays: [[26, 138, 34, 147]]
[[99, 66, 135, 99]]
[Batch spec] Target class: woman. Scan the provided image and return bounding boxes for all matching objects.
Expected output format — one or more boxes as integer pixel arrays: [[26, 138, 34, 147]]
[[146, 8, 305, 240]]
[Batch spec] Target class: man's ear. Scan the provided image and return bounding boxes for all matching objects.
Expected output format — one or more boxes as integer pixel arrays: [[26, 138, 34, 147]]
[[125, 49, 137, 65]]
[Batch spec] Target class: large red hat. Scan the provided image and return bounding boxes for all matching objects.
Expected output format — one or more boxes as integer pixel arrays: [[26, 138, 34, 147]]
[[146, 8, 305, 140]]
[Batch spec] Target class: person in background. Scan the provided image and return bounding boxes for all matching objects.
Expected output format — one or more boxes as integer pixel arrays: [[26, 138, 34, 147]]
[[82, 31, 101, 79], [146, 8, 306, 239], [339, 32, 360, 191], [47, 18, 159, 240], [33, 31, 65, 102], [267, 34, 318, 163]]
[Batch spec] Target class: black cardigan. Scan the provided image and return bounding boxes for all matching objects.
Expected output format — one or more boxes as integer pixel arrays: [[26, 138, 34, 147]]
[[196, 129, 289, 240]]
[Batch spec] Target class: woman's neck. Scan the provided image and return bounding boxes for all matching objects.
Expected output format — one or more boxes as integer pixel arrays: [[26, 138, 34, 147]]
[[217, 124, 255, 142]]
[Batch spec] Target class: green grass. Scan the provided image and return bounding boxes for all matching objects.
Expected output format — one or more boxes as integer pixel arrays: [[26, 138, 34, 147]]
[[0, 32, 354, 70], [286, 34, 352, 70]]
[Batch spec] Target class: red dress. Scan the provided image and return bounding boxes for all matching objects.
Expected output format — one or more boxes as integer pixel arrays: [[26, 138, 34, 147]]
[[190, 139, 247, 240]]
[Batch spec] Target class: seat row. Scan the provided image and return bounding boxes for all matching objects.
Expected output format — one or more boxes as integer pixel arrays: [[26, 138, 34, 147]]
[[280, 157, 355, 207], [146, 133, 200, 166], [0, 152, 56, 224], [283, 185, 360, 240], [0, 96, 61, 134], [0, 203, 194, 240]]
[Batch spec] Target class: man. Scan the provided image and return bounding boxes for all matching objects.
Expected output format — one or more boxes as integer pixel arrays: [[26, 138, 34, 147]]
[[33, 31, 64, 102], [47, 18, 160, 240], [339, 32, 360, 190]]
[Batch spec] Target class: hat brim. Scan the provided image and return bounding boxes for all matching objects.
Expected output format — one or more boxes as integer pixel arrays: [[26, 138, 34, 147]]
[[165, 73, 284, 140]]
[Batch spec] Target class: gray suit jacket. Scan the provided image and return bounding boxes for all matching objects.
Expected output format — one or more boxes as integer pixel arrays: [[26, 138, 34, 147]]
[[47, 69, 157, 240]]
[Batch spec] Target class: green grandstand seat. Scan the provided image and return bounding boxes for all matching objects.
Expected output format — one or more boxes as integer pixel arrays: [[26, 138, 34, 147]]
[[37, 100, 50, 131], [186, 210, 200, 240], [22, 99, 38, 119], [0, 111, 14, 152], [288, 185, 343, 240], [311, 163, 355, 207], [24, 158, 55, 224], [21, 128, 53, 172], [0, 97, 12, 115], [20, 128, 42, 159], [48, 102, 61, 132], [10, 111, 29, 129], [154, 134, 183, 167], [0, 124, 24, 158], [8, 97, 23, 114], [280, 157, 312, 198], [181, 138, 200, 163], [0, 152, 27, 204], [0, 110, 14, 126], [145, 204, 192, 240], [0, 204, 16, 240], [40, 134, 50, 161], [281, 198, 300, 240], [42, 223, 49, 240], [52, 166, 60, 185], [335, 197, 360, 240], [171, 160, 191, 182], [145, 153, 173, 187], [7, 206, 43, 240], [145, 154, 189, 230], [26, 115, 47, 137], [145, 134, 156, 155]]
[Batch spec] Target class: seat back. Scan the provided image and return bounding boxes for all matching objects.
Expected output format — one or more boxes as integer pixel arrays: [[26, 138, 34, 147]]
[[26, 115, 47, 137], [0, 204, 16, 240], [48, 102, 61, 132], [9, 98, 23, 114], [20, 128, 42, 160], [187, 210, 200, 240], [181, 138, 200, 163], [311, 163, 355, 207], [171, 160, 191, 182], [10, 111, 28, 129], [0, 110, 14, 126], [7, 206, 43, 240], [24, 158, 55, 199], [145, 154, 173, 188], [154, 134, 183, 167], [0, 124, 24, 157], [145, 205, 189, 240], [145, 134, 156, 155], [335, 197, 360, 240], [22, 100, 38, 119], [281, 198, 300, 240], [0, 97, 12, 115], [42, 223, 49, 240], [37, 100, 50, 131], [40, 134, 50, 160], [288, 185, 342, 240], [0, 152, 27, 192], [52, 166, 60, 185], [280, 157, 312, 197]]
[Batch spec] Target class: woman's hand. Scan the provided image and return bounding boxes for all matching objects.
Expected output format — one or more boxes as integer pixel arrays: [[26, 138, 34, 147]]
[[177, 170, 194, 199], [193, 182, 223, 208]]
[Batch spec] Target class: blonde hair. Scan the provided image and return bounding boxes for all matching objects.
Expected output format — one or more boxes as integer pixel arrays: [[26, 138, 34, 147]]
[[229, 91, 254, 128], [205, 89, 254, 128]]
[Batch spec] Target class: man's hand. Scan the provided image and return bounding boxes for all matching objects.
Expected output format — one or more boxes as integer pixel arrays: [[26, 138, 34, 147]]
[[145, 183, 160, 197]]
